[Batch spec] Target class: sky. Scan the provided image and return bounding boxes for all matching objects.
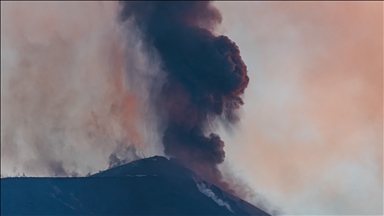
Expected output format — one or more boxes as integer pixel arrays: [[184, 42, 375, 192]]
[[213, 1, 383, 215], [1, 1, 383, 215]]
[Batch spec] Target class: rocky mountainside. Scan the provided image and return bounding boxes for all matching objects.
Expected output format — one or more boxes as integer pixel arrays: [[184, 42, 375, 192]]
[[1, 156, 270, 215]]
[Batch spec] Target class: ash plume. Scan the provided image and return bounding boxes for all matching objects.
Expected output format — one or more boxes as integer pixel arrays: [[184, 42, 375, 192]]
[[119, 1, 249, 190]]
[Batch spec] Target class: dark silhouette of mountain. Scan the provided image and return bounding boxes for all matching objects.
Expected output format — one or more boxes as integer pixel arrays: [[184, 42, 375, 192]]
[[1, 156, 270, 215]]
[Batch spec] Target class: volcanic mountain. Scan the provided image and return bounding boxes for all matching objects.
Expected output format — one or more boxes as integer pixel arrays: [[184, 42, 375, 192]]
[[1, 156, 270, 215]]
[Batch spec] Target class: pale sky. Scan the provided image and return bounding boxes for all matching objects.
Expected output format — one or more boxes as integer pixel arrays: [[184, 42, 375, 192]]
[[214, 1, 383, 215]]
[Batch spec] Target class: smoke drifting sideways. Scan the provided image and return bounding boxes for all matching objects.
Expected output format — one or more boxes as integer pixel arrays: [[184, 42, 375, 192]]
[[119, 1, 249, 190], [1, 2, 147, 177]]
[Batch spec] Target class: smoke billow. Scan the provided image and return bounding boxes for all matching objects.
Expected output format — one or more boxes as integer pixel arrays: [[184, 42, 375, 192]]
[[119, 1, 249, 190], [1, 1, 251, 197]]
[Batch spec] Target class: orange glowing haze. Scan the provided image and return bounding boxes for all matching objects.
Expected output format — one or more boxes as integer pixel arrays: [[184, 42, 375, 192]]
[[1, 1, 144, 176], [1, 1, 382, 215], [214, 1, 383, 214]]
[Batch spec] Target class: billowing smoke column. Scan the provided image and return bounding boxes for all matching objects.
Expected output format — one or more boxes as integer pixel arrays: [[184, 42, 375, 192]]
[[120, 1, 249, 187]]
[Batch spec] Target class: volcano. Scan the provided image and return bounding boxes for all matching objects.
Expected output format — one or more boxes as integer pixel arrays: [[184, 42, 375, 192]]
[[1, 156, 270, 215]]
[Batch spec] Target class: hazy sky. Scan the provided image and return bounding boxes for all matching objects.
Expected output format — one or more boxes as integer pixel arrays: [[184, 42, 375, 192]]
[[214, 1, 383, 215], [1, 1, 383, 215]]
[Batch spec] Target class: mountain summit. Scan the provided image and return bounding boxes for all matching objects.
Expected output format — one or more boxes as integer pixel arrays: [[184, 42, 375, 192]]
[[1, 156, 270, 215]]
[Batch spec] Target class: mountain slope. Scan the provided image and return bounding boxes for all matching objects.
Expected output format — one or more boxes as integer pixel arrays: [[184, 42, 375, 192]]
[[1, 156, 270, 215]]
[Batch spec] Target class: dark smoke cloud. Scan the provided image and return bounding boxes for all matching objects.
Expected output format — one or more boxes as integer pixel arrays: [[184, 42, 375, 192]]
[[119, 1, 249, 190]]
